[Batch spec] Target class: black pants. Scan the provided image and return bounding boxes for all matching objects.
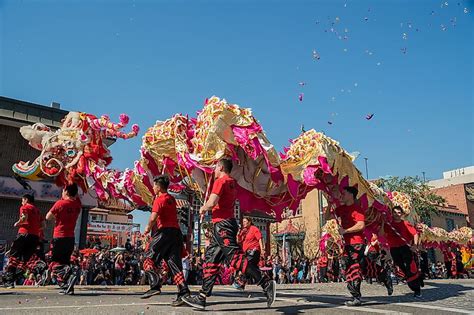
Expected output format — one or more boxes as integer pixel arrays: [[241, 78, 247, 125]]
[[143, 227, 189, 296], [4, 234, 40, 282], [390, 245, 421, 293], [342, 244, 364, 299], [319, 266, 328, 283], [50, 237, 75, 285], [445, 261, 453, 279], [201, 218, 267, 297], [236, 249, 261, 285]]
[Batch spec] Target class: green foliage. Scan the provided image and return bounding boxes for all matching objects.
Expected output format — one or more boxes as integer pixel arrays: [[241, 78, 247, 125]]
[[375, 176, 446, 223]]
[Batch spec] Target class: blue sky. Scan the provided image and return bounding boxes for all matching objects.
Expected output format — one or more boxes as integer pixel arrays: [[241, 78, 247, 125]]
[[1, 0, 472, 229]]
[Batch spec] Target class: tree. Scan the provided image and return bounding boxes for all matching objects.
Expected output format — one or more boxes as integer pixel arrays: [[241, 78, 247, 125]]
[[374, 176, 446, 223]]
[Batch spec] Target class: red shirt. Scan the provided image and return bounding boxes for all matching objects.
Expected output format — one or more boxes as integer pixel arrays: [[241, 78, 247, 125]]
[[152, 192, 179, 229], [18, 203, 41, 236], [240, 225, 262, 252], [317, 256, 328, 268], [50, 198, 82, 238], [211, 174, 237, 223], [335, 204, 365, 245], [385, 220, 416, 248]]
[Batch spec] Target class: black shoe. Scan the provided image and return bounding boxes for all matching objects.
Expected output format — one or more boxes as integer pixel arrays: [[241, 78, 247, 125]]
[[171, 293, 190, 307], [140, 287, 161, 299], [59, 288, 74, 295], [264, 280, 277, 307], [413, 291, 422, 298], [64, 269, 78, 295], [3, 282, 14, 289], [182, 294, 206, 310], [345, 298, 362, 306], [387, 285, 393, 296]]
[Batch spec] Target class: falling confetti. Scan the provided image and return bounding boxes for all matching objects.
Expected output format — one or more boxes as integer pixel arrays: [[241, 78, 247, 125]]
[[298, 93, 304, 101], [366, 113, 375, 120], [344, 3, 347, 7], [312, 49, 321, 60], [464, 8, 469, 14], [315, 20, 320, 24], [408, 23, 412, 28], [331, 96, 336, 101], [401, 47, 407, 54], [364, 17, 369, 21], [354, 82, 358, 87], [376, 62, 381, 66], [341, 89, 345, 92], [298, 82, 306, 86], [328, 121, 333, 125], [441, 24, 447, 31], [403, 33, 408, 40], [343, 48, 348, 52], [335, 17, 340, 22], [344, 28, 349, 33], [444, 1, 449, 6], [431, 10, 436, 15]]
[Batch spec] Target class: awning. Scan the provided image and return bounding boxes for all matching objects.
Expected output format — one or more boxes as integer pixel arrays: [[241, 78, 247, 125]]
[[176, 199, 190, 209]]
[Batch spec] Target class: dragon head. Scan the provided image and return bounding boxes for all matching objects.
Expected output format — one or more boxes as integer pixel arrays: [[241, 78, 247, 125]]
[[13, 112, 139, 189]]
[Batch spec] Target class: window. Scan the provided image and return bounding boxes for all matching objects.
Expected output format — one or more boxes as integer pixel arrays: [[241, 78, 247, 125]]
[[234, 200, 241, 221], [445, 218, 455, 232]]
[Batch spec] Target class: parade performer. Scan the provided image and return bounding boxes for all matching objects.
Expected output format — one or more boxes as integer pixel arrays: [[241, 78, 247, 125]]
[[381, 205, 422, 298], [46, 183, 82, 295], [141, 175, 191, 307], [3, 194, 46, 288], [326, 186, 366, 306], [232, 216, 265, 290], [443, 248, 457, 279], [317, 253, 329, 283], [364, 233, 393, 294], [182, 159, 276, 310]]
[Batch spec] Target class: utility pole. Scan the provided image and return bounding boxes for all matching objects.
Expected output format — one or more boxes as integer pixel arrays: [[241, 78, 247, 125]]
[[422, 171, 426, 183], [364, 157, 369, 179]]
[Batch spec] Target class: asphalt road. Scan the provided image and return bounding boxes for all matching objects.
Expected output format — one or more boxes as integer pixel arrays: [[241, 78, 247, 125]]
[[0, 279, 472, 314]]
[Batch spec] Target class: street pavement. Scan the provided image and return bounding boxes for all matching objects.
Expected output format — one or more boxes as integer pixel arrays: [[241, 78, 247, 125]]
[[0, 279, 472, 314]]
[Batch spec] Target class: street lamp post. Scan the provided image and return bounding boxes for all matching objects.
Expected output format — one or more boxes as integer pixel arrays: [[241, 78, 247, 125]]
[[364, 157, 369, 179]]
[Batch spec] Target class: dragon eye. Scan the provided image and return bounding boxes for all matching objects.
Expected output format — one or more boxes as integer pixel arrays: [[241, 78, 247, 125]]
[[66, 149, 76, 157]]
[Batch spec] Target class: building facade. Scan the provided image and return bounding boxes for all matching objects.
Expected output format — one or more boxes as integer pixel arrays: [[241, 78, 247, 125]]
[[428, 166, 473, 262]]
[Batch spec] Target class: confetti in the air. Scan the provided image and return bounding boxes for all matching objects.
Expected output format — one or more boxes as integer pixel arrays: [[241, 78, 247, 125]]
[[464, 8, 469, 14], [403, 33, 408, 40], [312, 49, 321, 60], [354, 82, 358, 87], [343, 48, 348, 52], [298, 93, 304, 101], [366, 113, 375, 120], [441, 24, 447, 31], [376, 62, 381, 66], [298, 82, 306, 86], [328, 121, 333, 125], [401, 47, 407, 54], [364, 17, 369, 21]]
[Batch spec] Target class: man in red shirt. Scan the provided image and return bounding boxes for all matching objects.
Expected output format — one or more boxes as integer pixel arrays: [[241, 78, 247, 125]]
[[382, 205, 422, 297], [325, 186, 365, 306], [3, 194, 43, 288], [46, 183, 82, 295], [141, 175, 190, 306], [232, 216, 265, 290], [364, 234, 393, 295], [183, 159, 276, 310]]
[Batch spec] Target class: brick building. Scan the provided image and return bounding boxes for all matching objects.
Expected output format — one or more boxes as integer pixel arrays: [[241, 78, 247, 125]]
[[0, 96, 96, 250], [428, 166, 473, 261]]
